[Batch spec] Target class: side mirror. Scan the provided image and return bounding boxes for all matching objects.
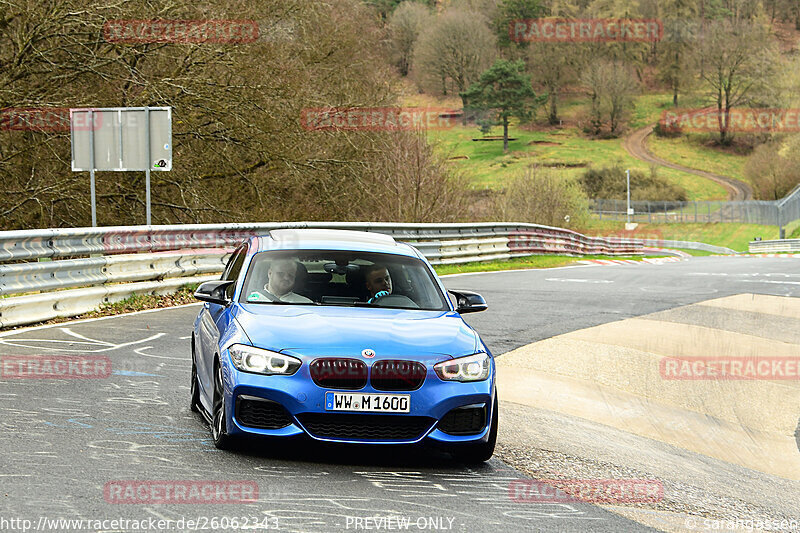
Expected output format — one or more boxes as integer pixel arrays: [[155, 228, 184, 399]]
[[194, 280, 234, 306], [449, 289, 488, 314]]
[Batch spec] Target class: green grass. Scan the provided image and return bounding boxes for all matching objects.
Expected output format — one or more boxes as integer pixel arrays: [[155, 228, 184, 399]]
[[672, 248, 717, 257], [431, 123, 727, 200], [427, 91, 729, 201], [584, 220, 779, 252], [788, 221, 800, 239], [433, 254, 660, 276], [647, 134, 749, 184]]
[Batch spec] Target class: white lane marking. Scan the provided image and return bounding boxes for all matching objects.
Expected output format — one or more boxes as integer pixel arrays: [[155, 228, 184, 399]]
[[133, 345, 185, 360], [545, 278, 614, 284], [639, 286, 718, 294], [738, 280, 800, 286], [0, 329, 167, 353], [440, 264, 594, 278], [0, 302, 202, 338], [687, 272, 800, 278], [60, 328, 116, 346]]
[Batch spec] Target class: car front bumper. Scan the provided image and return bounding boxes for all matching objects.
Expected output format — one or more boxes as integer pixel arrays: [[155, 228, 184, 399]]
[[220, 356, 495, 445]]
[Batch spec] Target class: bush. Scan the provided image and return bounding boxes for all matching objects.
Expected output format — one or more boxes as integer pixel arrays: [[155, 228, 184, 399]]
[[744, 139, 800, 200], [492, 166, 590, 228], [579, 163, 687, 202], [653, 120, 682, 138]]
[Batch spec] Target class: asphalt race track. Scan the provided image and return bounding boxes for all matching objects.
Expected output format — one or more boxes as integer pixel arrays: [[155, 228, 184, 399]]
[[1, 256, 798, 533]]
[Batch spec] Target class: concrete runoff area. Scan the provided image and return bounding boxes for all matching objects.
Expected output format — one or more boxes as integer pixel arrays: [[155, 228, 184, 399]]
[[496, 293, 800, 530]]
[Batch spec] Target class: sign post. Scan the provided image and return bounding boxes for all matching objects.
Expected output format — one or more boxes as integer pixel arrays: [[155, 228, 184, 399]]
[[71, 107, 172, 226]]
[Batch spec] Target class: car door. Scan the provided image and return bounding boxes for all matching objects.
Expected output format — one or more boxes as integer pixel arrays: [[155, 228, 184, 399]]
[[196, 243, 248, 400]]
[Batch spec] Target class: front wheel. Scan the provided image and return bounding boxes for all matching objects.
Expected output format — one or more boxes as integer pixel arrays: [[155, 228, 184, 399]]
[[450, 396, 498, 464], [211, 363, 234, 450]]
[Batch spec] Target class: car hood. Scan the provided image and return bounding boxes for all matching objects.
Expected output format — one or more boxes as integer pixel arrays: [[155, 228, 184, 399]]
[[234, 304, 479, 359]]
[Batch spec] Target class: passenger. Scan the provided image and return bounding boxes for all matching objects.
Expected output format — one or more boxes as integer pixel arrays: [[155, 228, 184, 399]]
[[364, 264, 392, 303], [249, 258, 312, 303]]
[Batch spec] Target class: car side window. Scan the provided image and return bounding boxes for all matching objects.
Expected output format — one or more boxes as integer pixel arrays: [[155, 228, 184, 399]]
[[222, 245, 248, 299]]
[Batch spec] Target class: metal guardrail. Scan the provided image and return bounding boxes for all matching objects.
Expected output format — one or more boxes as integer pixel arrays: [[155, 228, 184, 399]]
[[748, 239, 800, 253], [640, 239, 737, 255], [0, 221, 649, 328]]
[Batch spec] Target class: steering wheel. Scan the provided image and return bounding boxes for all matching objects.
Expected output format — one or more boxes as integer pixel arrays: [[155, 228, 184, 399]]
[[369, 293, 419, 308]]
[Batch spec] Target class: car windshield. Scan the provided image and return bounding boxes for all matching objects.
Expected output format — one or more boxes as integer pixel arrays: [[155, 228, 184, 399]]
[[239, 250, 449, 311]]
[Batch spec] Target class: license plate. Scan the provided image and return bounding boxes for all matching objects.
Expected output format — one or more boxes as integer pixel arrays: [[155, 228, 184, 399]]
[[325, 392, 410, 413]]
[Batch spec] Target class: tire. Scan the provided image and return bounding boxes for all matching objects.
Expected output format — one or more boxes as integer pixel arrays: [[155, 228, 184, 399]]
[[211, 362, 234, 450], [451, 396, 498, 464], [190, 339, 201, 413]]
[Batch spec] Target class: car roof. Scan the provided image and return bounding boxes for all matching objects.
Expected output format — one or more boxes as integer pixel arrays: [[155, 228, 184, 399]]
[[252, 229, 417, 257]]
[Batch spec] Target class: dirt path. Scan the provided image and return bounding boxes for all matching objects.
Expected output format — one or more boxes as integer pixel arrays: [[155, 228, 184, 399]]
[[622, 125, 753, 201]]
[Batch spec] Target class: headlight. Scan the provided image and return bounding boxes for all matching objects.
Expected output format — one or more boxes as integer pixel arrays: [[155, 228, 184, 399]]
[[228, 344, 301, 376], [434, 353, 491, 382]]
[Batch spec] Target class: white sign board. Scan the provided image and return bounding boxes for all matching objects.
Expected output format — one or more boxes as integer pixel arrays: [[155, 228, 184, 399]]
[[71, 107, 171, 171]]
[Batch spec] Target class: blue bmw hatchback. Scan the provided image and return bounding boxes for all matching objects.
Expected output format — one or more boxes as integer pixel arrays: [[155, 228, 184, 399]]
[[191, 229, 497, 462]]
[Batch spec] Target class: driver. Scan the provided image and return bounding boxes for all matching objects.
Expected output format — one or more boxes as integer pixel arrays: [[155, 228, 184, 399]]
[[364, 264, 392, 303], [250, 258, 312, 303]]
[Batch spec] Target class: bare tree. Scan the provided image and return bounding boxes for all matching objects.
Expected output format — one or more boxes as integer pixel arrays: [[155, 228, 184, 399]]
[[387, 1, 432, 76], [527, 43, 581, 125], [0, 0, 470, 229], [494, 165, 589, 228], [581, 59, 638, 136], [697, 17, 780, 144], [658, 0, 700, 106], [413, 8, 497, 114]]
